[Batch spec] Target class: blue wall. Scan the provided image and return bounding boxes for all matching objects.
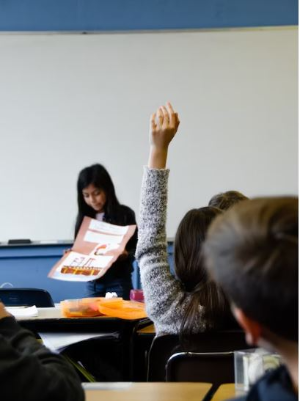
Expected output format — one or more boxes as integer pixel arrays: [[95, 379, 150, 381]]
[[0, 0, 297, 31], [0, 243, 174, 302]]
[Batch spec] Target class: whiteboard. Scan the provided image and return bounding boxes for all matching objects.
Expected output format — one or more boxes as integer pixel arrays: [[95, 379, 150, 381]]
[[0, 28, 297, 241]]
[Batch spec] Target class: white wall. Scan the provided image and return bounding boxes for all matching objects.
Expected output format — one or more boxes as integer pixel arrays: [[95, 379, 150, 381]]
[[0, 27, 297, 241]]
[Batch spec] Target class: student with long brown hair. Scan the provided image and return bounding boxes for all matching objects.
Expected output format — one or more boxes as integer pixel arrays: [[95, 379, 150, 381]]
[[136, 102, 232, 337]]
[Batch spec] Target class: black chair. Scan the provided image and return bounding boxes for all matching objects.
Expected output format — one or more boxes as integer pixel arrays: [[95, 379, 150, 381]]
[[166, 351, 234, 391], [147, 330, 250, 382], [131, 318, 154, 381], [0, 288, 55, 307]]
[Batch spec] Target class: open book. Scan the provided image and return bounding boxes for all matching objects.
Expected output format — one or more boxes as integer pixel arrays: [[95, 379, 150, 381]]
[[48, 217, 136, 282]]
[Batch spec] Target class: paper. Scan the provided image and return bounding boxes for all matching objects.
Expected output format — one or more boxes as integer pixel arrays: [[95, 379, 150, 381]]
[[7, 305, 38, 317], [39, 331, 119, 352], [48, 217, 136, 282]]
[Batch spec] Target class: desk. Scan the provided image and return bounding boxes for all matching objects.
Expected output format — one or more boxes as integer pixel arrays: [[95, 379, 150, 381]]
[[85, 382, 212, 401], [211, 384, 246, 400], [17, 306, 142, 381], [17, 306, 126, 333], [137, 323, 155, 335]]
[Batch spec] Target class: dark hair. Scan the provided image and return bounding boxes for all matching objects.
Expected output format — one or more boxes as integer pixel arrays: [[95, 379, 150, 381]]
[[75, 164, 121, 237], [174, 206, 231, 338], [204, 197, 298, 342], [209, 191, 248, 211]]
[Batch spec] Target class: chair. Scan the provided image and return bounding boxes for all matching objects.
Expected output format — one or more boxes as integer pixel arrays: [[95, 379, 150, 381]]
[[166, 351, 234, 391], [0, 288, 55, 307], [147, 330, 250, 382]]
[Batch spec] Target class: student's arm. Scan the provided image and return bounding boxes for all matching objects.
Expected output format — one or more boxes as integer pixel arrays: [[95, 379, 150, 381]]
[[136, 104, 205, 335], [0, 303, 84, 401]]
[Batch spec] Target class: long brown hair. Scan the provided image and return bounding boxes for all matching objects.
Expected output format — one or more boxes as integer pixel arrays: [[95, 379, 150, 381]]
[[174, 207, 231, 339]]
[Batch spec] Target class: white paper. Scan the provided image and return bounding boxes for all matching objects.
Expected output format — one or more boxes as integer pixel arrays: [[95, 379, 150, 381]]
[[7, 305, 38, 317], [84, 231, 123, 245], [89, 220, 128, 235], [49, 217, 136, 282], [62, 252, 113, 268], [39, 332, 119, 352]]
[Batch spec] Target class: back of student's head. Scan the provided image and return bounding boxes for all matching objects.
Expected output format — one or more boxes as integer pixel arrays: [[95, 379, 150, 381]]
[[209, 191, 248, 211], [204, 197, 298, 342], [174, 206, 232, 337], [75, 164, 120, 236]]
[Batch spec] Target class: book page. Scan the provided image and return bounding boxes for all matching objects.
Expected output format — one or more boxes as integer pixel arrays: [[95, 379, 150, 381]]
[[48, 217, 136, 282]]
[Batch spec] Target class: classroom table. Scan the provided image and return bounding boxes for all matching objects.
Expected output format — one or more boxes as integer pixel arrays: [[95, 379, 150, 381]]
[[84, 382, 212, 401], [16, 306, 146, 381], [17, 305, 137, 333], [210, 384, 246, 400], [136, 323, 155, 334]]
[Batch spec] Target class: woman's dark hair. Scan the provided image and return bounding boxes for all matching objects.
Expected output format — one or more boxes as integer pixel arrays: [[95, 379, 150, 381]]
[[174, 206, 231, 339], [209, 191, 248, 211], [75, 164, 121, 237]]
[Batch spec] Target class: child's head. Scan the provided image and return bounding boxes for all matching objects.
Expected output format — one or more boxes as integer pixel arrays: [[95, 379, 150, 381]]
[[75, 164, 120, 236], [174, 206, 231, 336], [208, 191, 248, 211], [204, 197, 298, 344]]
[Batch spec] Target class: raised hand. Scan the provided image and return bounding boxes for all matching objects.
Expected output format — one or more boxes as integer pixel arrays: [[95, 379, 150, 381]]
[[148, 102, 180, 169]]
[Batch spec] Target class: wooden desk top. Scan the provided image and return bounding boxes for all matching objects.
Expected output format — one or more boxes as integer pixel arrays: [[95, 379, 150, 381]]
[[137, 323, 155, 334], [85, 382, 212, 401], [16, 306, 138, 334], [211, 384, 246, 401]]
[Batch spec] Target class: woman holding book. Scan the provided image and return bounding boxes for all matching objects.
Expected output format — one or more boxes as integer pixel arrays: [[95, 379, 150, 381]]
[[75, 164, 137, 299]]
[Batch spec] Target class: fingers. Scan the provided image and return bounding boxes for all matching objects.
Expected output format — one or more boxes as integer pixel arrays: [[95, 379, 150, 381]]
[[152, 102, 179, 130], [161, 106, 169, 129], [150, 113, 156, 131], [156, 108, 164, 128], [175, 112, 180, 128], [166, 102, 176, 128]]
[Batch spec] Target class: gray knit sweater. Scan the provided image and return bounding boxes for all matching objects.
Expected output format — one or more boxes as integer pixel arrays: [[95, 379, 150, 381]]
[[136, 167, 206, 336]]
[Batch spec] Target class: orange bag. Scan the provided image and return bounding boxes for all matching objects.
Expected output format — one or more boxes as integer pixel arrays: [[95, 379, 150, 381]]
[[98, 299, 147, 320]]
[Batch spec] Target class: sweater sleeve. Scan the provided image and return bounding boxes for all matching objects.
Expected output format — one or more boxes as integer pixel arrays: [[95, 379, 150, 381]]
[[0, 316, 84, 401], [136, 167, 205, 336]]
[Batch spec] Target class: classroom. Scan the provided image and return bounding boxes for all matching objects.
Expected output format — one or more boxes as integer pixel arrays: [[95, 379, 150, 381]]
[[0, 1, 298, 401]]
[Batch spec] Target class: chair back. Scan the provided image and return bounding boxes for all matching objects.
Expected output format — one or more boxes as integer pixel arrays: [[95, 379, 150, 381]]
[[0, 288, 55, 307], [166, 351, 234, 389], [147, 330, 250, 381]]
